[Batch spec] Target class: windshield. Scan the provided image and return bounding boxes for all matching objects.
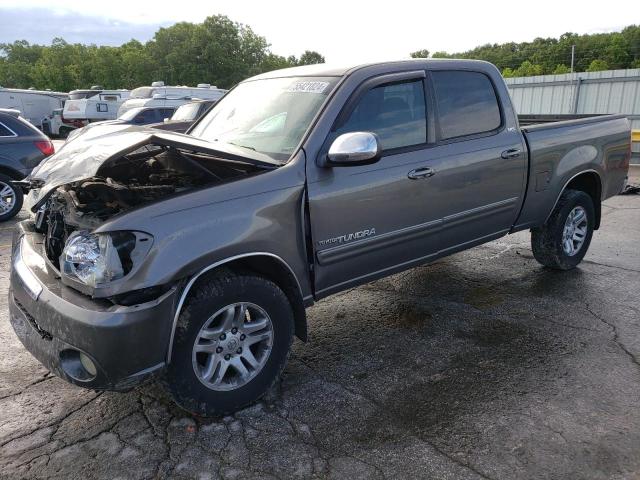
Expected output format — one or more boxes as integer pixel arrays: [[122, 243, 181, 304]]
[[118, 107, 145, 121], [190, 77, 338, 161], [172, 102, 201, 121], [130, 87, 154, 99]]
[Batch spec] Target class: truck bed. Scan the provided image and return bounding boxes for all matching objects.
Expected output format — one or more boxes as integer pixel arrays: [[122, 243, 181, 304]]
[[513, 114, 631, 230], [517, 114, 607, 126]]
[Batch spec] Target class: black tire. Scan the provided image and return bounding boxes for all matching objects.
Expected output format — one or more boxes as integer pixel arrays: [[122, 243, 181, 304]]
[[531, 189, 595, 270], [0, 174, 24, 222], [163, 270, 294, 417]]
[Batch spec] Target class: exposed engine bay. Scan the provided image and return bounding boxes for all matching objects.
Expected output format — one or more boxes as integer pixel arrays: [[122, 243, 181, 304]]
[[35, 144, 267, 267]]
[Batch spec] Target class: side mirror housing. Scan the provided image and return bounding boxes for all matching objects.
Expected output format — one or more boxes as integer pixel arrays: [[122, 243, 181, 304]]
[[324, 132, 381, 167]]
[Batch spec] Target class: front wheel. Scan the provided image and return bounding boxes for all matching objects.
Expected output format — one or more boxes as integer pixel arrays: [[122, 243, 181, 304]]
[[531, 189, 595, 270], [163, 271, 294, 416]]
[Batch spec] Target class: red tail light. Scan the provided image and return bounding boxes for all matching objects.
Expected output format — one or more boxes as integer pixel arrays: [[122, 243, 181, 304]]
[[34, 140, 55, 156]]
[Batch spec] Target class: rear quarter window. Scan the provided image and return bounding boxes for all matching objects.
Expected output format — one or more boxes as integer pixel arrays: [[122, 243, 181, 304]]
[[0, 121, 16, 137], [431, 71, 501, 140]]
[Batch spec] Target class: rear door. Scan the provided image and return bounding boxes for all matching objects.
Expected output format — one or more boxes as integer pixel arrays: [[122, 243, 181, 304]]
[[306, 71, 445, 297], [424, 69, 526, 251]]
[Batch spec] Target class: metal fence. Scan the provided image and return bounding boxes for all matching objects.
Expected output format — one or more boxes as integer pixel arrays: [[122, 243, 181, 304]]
[[505, 69, 640, 160]]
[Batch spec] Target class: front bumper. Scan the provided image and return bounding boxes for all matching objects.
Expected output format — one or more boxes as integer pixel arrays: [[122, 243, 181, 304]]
[[8, 222, 178, 391]]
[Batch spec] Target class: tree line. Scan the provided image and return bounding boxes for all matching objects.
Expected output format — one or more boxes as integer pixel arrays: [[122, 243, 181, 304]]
[[0, 15, 325, 92], [411, 25, 640, 77]]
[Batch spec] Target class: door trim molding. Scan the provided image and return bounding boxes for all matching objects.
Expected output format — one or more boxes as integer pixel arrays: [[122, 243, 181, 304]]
[[316, 197, 518, 266]]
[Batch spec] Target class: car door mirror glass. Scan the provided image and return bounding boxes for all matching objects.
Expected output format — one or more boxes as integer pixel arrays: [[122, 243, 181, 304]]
[[326, 132, 381, 167]]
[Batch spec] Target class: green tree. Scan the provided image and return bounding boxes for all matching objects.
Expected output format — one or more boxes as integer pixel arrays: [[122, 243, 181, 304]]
[[410, 49, 430, 58], [410, 25, 640, 77], [586, 59, 609, 72], [552, 64, 571, 74], [298, 50, 325, 65], [512, 61, 543, 77], [259, 53, 296, 72]]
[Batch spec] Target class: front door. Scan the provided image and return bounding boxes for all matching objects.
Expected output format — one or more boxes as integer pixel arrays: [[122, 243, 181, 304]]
[[306, 72, 444, 297]]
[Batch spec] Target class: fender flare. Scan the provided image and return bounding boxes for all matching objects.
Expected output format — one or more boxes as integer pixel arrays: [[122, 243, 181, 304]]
[[166, 252, 305, 363], [544, 169, 602, 225]]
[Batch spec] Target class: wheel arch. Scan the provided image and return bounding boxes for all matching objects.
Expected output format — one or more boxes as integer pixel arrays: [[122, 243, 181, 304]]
[[547, 170, 603, 229], [167, 252, 308, 364], [0, 164, 26, 181]]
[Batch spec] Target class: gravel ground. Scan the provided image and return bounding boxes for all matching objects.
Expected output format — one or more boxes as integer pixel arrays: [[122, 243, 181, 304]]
[[0, 176, 639, 479]]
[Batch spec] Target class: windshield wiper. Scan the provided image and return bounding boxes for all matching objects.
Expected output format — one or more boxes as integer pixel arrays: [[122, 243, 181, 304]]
[[227, 142, 256, 152]]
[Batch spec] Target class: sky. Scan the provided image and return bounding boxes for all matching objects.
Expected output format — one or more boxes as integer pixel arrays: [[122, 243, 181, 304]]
[[0, 0, 635, 63]]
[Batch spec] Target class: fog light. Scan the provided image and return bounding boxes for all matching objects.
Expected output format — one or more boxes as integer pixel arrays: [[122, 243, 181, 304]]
[[79, 352, 97, 377], [60, 349, 97, 381]]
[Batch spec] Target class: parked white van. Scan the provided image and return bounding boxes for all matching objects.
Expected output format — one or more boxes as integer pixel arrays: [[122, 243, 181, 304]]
[[117, 81, 227, 117], [63, 87, 130, 123], [0, 88, 67, 130]]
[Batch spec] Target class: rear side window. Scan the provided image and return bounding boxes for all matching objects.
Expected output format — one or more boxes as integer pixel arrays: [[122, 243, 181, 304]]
[[0, 121, 16, 137], [337, 79, 426, 151], [431, 71, 501, 140]]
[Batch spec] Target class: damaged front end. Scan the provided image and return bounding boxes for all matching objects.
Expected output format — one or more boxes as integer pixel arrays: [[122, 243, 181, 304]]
[[9, 126, 286, 390], [27, 127, 279, 302]]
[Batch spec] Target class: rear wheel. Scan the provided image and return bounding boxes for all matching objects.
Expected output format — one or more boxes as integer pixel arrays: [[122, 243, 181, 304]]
[[531, 189, 595, 270], [163, 270, 294, 416], [0, 174, 23, 222]]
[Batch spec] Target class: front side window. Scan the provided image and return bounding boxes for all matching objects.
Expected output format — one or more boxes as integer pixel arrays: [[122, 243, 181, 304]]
[[337, 79, 427, 151], [431, 71, 501, 140], [191, 76, 338, 162]]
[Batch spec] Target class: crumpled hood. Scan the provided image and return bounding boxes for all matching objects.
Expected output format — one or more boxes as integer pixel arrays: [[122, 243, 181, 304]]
[[28, 124, 281, 211]]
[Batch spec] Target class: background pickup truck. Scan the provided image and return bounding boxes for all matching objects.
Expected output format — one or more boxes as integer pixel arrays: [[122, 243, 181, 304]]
[[9, 59, 631, 416]]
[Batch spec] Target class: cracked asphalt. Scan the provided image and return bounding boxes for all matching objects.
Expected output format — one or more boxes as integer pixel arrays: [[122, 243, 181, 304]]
[[1, 168, 639, 480]]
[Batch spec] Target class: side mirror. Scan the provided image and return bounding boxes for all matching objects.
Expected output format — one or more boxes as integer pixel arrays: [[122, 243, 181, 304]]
[[326, 132, 381, 167]]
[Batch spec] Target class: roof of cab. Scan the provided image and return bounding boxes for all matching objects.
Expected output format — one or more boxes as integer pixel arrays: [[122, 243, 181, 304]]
[[245, 58, 495, 82]]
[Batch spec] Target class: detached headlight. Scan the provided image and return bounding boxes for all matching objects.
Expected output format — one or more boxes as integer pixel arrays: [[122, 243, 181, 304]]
[[61, 231, 152, 288]]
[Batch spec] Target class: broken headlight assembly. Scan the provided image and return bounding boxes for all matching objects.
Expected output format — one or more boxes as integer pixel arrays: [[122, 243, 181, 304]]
[[61, 231, 153, 290]]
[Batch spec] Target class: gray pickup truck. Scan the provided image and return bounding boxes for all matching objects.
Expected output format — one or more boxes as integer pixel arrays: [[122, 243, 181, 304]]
[[9, 60, 631, 416]]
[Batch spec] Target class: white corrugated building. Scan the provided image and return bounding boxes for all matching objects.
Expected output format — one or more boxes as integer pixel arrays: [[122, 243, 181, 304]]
[[505, 69, 640, 161]]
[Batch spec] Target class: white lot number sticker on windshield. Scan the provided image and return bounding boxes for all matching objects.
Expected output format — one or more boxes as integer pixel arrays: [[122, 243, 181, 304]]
[[287, 81, 329, 94]]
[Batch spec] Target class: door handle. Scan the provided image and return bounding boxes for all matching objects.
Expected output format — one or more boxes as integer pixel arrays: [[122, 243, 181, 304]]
[[501, 148, 522, 159], [407, 167, 435, 179]]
